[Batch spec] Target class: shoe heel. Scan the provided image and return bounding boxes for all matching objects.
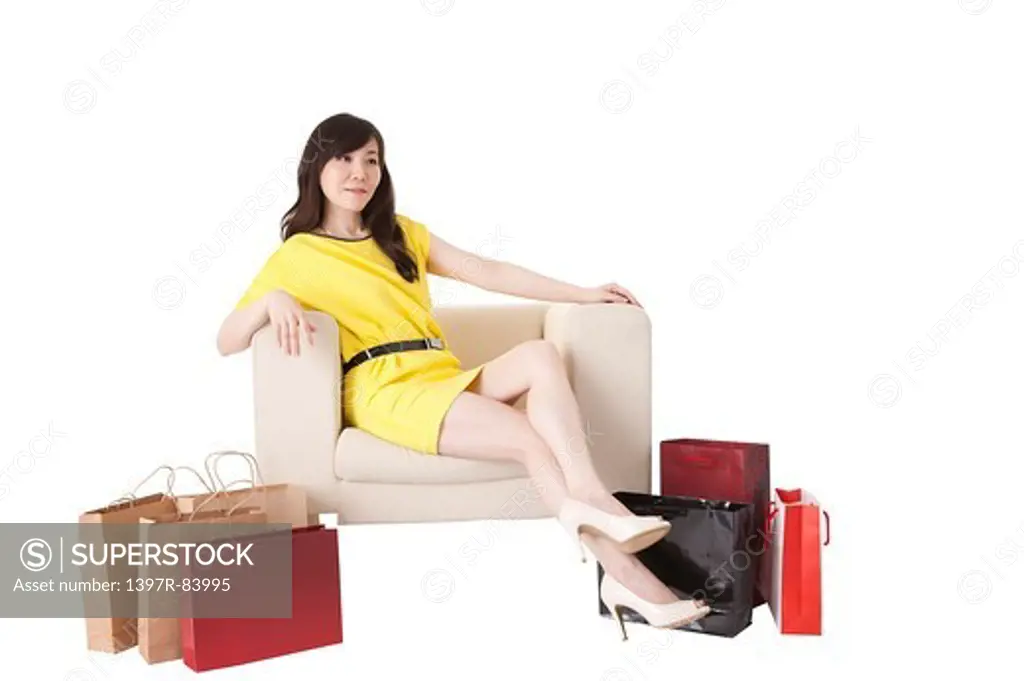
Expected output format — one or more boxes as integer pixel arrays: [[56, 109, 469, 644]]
[[611, 605, 629, 641]]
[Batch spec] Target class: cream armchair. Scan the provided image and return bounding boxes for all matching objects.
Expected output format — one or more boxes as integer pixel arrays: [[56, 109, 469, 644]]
[[248, 303, 652, 524]]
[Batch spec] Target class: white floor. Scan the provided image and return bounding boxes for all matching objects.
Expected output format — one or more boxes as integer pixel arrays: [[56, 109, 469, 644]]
[[5, 516, 1017, 679]]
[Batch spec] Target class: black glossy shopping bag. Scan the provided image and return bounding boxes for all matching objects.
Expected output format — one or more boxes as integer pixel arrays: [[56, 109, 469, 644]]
[[596, 492, 757, 637]]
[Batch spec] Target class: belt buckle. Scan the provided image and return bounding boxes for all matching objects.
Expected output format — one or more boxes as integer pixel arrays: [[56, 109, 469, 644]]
[[427, 338, 443, 350], [363, 347, 376, 359]]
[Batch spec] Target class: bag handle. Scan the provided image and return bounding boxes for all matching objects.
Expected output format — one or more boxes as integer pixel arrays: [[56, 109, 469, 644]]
[[191, 451, 265, 519], [189, 479, 261, 520], [764, 500, 779, 542], [167, 466, 214, 495], [204, 450, 266, 488], [205, 451, 266, 510], [151, 466, 217, 521], [188, 479, 259, 520], [110, 465, 176, 506]]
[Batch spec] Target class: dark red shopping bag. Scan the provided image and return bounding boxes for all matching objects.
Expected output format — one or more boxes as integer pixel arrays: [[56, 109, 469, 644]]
[[767, 488, 829, 635], [179, 525, 342, 671], [660, 438, 770, 606]]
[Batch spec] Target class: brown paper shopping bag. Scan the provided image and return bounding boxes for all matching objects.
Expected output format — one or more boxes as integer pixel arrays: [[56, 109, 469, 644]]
[[136, 466, 267, 665], [78, 466, 179, 653], [175, 451, 308, 528]]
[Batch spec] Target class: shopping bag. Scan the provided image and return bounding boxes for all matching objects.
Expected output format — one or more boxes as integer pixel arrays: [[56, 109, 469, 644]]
[[596, 492, 757, 637], [179, 524, 343, 671], [174, 451, 308, 527], [660, 438, 770, 606], [767, 488, 830, 635], [78, 466, 179, 653], [136, 465, 267, 665]]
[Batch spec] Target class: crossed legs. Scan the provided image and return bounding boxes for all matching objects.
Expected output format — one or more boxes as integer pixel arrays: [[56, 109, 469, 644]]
[[436, 339, 678, 604]]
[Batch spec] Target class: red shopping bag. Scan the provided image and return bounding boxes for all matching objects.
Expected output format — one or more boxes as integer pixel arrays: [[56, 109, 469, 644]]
[[767, 488, 830, 635], [660, 438, 770, 605], [179, 524, 343, 671]]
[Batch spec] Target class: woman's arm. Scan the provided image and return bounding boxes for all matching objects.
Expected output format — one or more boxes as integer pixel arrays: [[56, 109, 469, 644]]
[[426, 233, 588, 303], [216, 296, 270, 356], [217, 290, 318, 357], [425, 232, 642, 306]]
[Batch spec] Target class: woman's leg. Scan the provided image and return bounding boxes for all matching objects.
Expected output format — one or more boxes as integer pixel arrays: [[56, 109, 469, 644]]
[[437, 388, 679, 604], [465, 340, 630, 513]]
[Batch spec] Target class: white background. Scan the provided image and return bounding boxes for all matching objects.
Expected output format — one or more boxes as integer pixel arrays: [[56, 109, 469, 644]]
[[2, 0, 1022, 677]]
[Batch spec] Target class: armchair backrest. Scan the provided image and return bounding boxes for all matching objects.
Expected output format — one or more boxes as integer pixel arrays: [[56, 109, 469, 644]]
[[434, 303, 550, 370]]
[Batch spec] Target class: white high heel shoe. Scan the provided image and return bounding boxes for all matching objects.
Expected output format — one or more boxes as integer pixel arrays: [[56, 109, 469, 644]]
[[600, 572, 711, 641], [557, 498, 671, 562]]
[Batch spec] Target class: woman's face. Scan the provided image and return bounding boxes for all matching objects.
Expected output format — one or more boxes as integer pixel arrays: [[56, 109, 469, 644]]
[[319, 137, 381, 211]]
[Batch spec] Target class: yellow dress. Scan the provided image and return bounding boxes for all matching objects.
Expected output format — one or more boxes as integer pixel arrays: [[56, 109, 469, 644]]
[[234, 214, 483, 455]]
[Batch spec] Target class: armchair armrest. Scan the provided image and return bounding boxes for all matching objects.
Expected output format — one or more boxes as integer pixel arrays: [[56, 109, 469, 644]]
[[543, 303, 652, 495], [251, 310, 341, 519]]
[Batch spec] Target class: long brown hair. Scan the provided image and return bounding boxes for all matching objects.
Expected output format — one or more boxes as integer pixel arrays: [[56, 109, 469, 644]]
[[281, 113, 419, 283]]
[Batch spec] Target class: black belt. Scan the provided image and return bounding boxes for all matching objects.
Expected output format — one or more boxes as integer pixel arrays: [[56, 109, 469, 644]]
[[343, 338, 445, 375]]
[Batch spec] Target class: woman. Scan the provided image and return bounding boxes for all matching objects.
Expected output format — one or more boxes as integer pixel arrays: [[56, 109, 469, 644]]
[[217, 113, 709, 638]]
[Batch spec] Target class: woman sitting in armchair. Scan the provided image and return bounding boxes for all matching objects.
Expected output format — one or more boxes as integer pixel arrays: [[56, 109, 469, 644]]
[[216, 113, 709, 639]]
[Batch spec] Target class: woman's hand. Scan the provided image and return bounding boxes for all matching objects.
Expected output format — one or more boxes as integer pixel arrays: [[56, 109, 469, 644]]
[[265, 289, 316, 356], [578, 282, 643, 308]]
